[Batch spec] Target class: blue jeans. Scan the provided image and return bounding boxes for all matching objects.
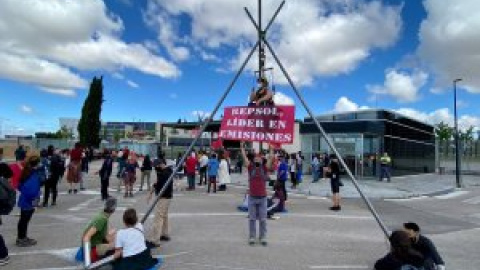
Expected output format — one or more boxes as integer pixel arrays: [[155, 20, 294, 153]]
[[248, 196, 267, 239], [187, 174, 195, 189], [380, 166, 391, 181], [312, 166, 319, 182]]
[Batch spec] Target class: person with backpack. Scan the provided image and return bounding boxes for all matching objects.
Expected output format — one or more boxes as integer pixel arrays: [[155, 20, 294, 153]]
[[16, 156, 43, 247], [43, 146, 64, 207], [375, 230, 425, 270], [206, 153, 219, 193], [240, 142, 273, 246], [139, 155, 152, 192], [0, 161, 14, 265], [112, 208, 159, 270]]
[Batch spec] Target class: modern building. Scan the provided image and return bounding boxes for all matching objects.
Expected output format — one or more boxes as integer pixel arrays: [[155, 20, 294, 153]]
[[301, 109, 435, 178]]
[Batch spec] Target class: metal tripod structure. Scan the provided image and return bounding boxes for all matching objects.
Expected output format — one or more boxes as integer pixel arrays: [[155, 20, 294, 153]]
[[85, 1, 389, 269]]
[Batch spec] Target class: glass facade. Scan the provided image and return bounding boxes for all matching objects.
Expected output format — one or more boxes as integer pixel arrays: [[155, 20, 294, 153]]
[[301, 109, 435, 178]]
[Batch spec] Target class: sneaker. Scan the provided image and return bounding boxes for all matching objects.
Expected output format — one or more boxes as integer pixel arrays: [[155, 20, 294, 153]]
[[329, 206, 341, 211], [73, 189, 78, 194], [51, 202, 56, 206], [260, 238, 267, 246], [16, 238, 36, 247], [0, 256, 9, 266], [68, 189, 72, 194], [160, 235, 170, 242], [248, 238, 255, 246]]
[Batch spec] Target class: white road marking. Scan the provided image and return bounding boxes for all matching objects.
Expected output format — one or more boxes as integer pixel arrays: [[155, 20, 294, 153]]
[[309, 266, 369, 269], [385, 196, 428, 202], [26, 267, 81, 270], [435, 190, 469, 199], [175, 262, 263, 270], [307, 196, 328, 200], [463, 196, 480, 205], [157, 212, 373, 220], [68, 198, 98, 211]]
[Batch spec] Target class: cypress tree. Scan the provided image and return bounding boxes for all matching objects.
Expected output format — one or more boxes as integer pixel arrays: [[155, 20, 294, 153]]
[[78, 76, 104, 148]]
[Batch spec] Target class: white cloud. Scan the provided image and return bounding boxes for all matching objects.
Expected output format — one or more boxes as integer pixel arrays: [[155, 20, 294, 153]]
[[273, 92, 294, 106], [40, 87, 77, 97], [20, 105, 33, 114], [112, 72, 125, 80], [145, 0, 402, 86], [368, 69, 428, 103], [0, 0, 179, 95], [333, 97, 369, 113], [395, 107, 480, 131], [126, 80, 139, 88], [418, 0, 480, 93], [0, 52, 87, 90]]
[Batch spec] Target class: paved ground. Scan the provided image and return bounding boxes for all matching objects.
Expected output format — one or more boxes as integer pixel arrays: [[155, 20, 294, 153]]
[[1, 160, 479, 270]]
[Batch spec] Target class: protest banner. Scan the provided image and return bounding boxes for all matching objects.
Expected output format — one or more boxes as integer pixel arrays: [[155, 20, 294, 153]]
[[219, 106, 295, 144]]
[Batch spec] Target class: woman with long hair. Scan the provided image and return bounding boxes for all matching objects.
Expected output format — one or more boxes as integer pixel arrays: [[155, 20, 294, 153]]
[[16, 156, 42, 247]]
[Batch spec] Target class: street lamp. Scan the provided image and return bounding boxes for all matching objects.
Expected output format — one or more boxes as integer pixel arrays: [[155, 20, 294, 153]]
[[453, 78, 462, 188]]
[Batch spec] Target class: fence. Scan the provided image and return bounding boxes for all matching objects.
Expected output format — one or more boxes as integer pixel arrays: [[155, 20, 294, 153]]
[[437, 139, 480, 175]]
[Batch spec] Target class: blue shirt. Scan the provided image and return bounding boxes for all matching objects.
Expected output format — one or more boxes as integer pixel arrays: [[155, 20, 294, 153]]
[[207, 158, 219, 177], [277, 161, 288, 181]]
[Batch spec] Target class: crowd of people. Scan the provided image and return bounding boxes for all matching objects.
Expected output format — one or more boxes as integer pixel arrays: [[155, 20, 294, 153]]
[[0, 142, 446, 269]]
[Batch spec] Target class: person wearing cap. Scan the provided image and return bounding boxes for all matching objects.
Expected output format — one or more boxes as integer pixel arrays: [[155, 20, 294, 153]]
[[81, 197, 117, 262], [249, 77, 274, 106]]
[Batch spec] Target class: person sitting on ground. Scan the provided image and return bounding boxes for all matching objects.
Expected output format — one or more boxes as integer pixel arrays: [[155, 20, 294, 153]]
[[249, 77, 274, 106], [404, 222, 445, 270], [112, 208, 159, 270], [375, 230, 425, 270], [81, 197, 117, 263], [267, 180, 286, 220]]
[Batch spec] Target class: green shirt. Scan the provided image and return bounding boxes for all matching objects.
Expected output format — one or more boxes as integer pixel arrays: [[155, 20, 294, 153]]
[[84, 212, 109, 247]]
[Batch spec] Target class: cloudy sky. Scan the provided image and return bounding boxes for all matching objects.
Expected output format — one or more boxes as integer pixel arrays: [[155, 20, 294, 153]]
[[0, 0, 479, 135]]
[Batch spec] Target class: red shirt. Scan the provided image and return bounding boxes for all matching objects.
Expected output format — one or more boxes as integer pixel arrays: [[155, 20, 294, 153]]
[[9, 162, 24, 190], [248, 164, 267, 197], [70, 148, 83, 162], [185, 156, 197, 175]]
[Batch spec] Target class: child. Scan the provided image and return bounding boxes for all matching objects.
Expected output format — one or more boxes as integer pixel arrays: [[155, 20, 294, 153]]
[[207, 153, 219, 193], [113, 208, 159, 270]]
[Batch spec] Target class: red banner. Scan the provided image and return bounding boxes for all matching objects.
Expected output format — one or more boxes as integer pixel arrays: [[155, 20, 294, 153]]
[[219, 106, 295, 144]]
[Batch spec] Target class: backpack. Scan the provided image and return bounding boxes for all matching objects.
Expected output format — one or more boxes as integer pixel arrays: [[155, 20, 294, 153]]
[[0, 176, 17, 215]]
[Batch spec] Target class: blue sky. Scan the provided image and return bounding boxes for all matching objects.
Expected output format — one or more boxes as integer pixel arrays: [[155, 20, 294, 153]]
[[1, 0, 479, 136]]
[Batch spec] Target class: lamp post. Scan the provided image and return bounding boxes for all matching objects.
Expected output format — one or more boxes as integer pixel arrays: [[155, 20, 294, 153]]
[[453, 78, 462, 188]]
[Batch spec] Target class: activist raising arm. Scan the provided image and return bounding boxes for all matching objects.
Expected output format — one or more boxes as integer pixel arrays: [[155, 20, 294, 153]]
[[240, 141, 250, 168]]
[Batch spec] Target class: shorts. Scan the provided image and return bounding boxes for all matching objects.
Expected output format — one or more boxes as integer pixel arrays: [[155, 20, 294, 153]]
[[330, 177, 340, 194], [209, 176, 217, 182]]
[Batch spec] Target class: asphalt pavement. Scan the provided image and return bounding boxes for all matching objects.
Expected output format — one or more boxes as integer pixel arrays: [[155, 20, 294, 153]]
[[0, 160, 479, 270]]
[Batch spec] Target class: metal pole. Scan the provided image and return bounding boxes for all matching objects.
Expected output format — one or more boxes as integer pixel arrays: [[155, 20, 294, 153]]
[[261, 38, 390, 238], [454, 78, 462, 188], [141, 41, 260, 224], [87, 43, 260, 270], [258, 0, 263, 80]]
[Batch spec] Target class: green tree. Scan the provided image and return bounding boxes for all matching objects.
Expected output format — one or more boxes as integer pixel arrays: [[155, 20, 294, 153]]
[[435, 122, 453, 157], [78, 76, 104, 148]]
